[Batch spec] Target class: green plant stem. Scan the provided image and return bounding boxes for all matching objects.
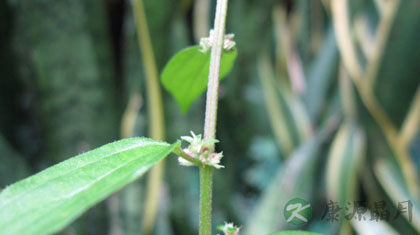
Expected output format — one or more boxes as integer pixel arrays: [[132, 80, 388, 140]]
[[132, 0, 166, 234], [201, 0, 229, 234], [199, 167, 213, 235], [173, 147, 203, 166], [203, 0, 228, 143]]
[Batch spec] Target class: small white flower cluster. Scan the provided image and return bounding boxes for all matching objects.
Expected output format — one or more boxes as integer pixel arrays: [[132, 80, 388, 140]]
[[199, 29, 236, 53], [178, 131, 224, 169], [218, 222, 241, 235]]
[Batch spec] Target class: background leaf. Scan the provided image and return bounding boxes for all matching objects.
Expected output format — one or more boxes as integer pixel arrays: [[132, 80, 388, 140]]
[[269, 230, 325, 235], [350, 212, 400, 235], [244, 120, 336, 235], [374, 0, 420, 127], [0, 138, 177, 235], [258, 54, 312, 156], [0, 134, 29, 187], [161, 46, 237, 112], [302, 26, 338, 121], [374, 159, 420, 233], [325, 122, 366, 232], [326, 122, 365, 216]]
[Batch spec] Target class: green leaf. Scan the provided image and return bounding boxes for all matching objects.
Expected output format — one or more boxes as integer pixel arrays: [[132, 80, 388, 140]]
[[374, 159, 420, 233], [161, 46, 237, 112], [326, 123, 365, 215], [257, 54, 311, 156], [269, 231, 325, 235], [325, 122, 366, 232], [244, 121, 335, 235], [0, 138, 177, 235], [303, 25, 338, 121], [350, 211, 399, 235], [0, 134, 30, 187], [374, 0, 420, 127]]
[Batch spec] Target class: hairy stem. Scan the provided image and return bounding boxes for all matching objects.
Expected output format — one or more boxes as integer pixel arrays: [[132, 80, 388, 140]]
[[132, 0, 166, 234], [200, 0, 229, 234], [199, 166, 213, 235], [203, 0, 228, 143]]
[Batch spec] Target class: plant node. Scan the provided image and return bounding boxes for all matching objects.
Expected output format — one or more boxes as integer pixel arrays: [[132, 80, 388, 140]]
[[217, 222, 241, 235], [177, 131, 224, 169], [199, 29, 236, 53]]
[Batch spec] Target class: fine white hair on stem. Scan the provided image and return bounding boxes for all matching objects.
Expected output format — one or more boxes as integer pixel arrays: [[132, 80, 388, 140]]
[[203, 0, 229, 145]]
